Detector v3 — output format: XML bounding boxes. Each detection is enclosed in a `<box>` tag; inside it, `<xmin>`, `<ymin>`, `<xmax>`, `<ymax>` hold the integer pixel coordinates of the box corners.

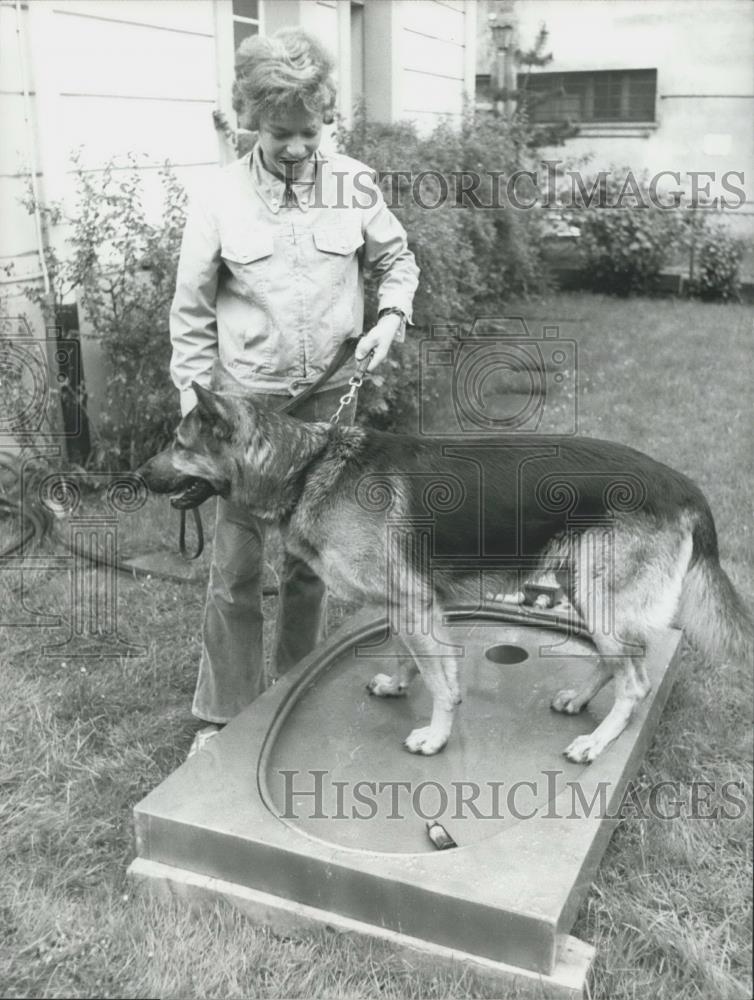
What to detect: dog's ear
<box><xmin>192</xmin><ymin>382</ymin><xmax>233</xmax><ymax>438</ymax></box>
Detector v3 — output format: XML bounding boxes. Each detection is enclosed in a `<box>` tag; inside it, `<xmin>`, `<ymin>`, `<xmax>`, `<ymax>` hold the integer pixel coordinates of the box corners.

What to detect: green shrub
<box><xmin>339</xmin><ymin>107</ymin><xmax>549</xmax><ymax>321</ymax></box>
<box><xmin>689</xmin><ymin>225</ymin><xmax>745</xmax><ymax>302</ymax></box>
<box><xmin>338</xmin><ymin>106</ymin><xmax>549</xmax><ymax>430</ymax></box>
<box><xmin>23</xmin><ymin>153</ymin><xmax>186</xmax><ymax>470</ymax></box>
<box><xmin>569</xmin><ymin>171</ymin><xmax>685</xmax><ymax>296</ymax></box>
<box><xmin>579</xmin><ymin>209</ymin><xmax>672</xmax><ymax>295</ymax></box>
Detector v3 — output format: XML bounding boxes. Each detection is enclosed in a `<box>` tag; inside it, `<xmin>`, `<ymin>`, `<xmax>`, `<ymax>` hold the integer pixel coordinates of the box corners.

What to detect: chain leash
<box><xmin>329</xmin><ymin>349</ymin><xmax>375</xmax><ymax>424</ymax></box>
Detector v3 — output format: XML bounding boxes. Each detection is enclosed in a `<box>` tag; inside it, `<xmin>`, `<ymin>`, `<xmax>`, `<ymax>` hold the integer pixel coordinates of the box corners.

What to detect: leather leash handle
<box><xmin>179</xmin><ymin>507</ymin><xmax>204</xmax><ymax>560</ymax></box>
<box><xmin>277</xmin><ymin>337</ymin><xmax>359</xmax><ymax>415</ymax></box>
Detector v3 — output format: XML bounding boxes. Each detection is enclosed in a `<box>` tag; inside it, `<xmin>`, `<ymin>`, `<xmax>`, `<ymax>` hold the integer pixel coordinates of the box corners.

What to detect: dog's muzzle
<box><xmin>169</xmin><ymin>477</ymin><xmax>217</xmax><ymax>509</ymax></box>
<box><xmin>136</xmin><ymin>450</ymin><xmax>219</xmax><ymax>510</ymax></box>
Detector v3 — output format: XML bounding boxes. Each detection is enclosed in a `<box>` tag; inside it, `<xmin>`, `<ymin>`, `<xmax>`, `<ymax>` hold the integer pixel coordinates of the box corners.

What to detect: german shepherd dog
<box><xmin>138</xmin><ymin>364</ymin><xmax>752</xmax><ymax>762</ymax></box>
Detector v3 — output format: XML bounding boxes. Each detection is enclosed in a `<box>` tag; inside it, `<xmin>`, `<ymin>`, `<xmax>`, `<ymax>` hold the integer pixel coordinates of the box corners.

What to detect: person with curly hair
<box><xmin>169</xmin><ymin>28</ymin><xmax>419</xmax><ymax>745</ymax></box>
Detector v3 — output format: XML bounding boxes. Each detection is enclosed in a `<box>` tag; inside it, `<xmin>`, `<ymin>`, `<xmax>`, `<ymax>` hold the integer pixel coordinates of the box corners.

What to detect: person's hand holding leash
<box><xmin>356</xmin><ymin>309</ymin><xmax>406</xmax><ymax>371</ymax></box>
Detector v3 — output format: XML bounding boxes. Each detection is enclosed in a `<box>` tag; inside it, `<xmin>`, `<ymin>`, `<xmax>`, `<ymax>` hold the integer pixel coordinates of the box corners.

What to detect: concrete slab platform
<box><xmin>130</xmin><ymin>606</ymin><xmax>683</xmax><ymax>991</ymax></box>
<box><xmin>129</xmin><ymin>856</ymin><xmax>595</xmax><ymax>999</ymax></box>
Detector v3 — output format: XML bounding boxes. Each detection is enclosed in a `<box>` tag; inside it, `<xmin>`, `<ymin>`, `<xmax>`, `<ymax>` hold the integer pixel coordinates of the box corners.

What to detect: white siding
<box><xmin>0</xmin><ymin>0</ymin><xmax>223</xmax><ymax>298</ymax></box>
<box><xmin>57</xmin><ymin>0</ymin><xmax>216</xmax><ymax>34</ymax></box>
<box><xmin>56</xmin><ymin>14</ymin><xmax>216</xmax><ymax>101</ymax></box>
<box><xmin>0</xmin><ymin>2</ymin><xmax>39</xmax><ymax>268</ymax></box>
<box><xmin>402</xmin><ymin>69</ymin><xmax>466</xmax><ymax>116</ymax></box>
<box><xmin>60</xmin><ymin>99</ymin><xmax>219</xmax><ymax>172</ymax></box>
<box><xmin>0</xmin><ymin>1</ymin><xmax>28</xmax><ymax>90</ymax></box>
<box><xmin>0</xmin><ymin>178</ymin><xmax>41</xmax><ymax>262</ymax></box>
<box><xmin>402</xmin><ymin>30</ymin><xmax>466</xmax><ymax>80</ymax></box>
<box><xmin>300</xmin><ymin>0</ymin><xmax>338</xmax><ymax>39</ymax></box>
<box><xmin>0</xmin><ymin>93</ymin><xmax>43</xmax><ymax>178</ymax></box>
<box><xmin>401</xmin><ymin>0</ymin><xmax>466</xmax><ymax>45</ymax></box>
<box><xmin>397</xmin><ymin>0</ymin><xmax>474</xmax><ymax>128</ymax></box>
<box><xmin>52</xmin><ymin>4</ymin><xmax>219</xmax><ymax>181</ymax></box>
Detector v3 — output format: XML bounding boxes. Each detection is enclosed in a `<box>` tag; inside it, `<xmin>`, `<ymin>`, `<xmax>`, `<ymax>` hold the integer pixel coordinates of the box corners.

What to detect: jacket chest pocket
<box><xmin>312</xmin><ymin>227</ymin><xmax>364</xmax><ymax>286</ymax></box>
<box><xmin>221</xmin><ymin>233</ymin><xmax>274</xmax><ymax>299</ymax></box>
<box><xmin>312</xmin><ymin>227</ymin><xmax>364</xmax><ymax>256</ymax></box>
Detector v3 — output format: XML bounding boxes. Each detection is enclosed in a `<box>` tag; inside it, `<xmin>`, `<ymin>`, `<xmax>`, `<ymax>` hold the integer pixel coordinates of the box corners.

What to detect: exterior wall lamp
<box><xmin>488</xmin><ymin>11</ymin><xmax>515</xmax><ymax>116</ymax></box>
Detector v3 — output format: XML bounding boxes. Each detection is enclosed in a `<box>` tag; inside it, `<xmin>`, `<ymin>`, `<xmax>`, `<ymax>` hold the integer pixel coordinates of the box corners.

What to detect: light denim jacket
<box><xmin>169</xmin><ymin>145</ymin><xmax>420</xmax><ymax>415</ymax></box>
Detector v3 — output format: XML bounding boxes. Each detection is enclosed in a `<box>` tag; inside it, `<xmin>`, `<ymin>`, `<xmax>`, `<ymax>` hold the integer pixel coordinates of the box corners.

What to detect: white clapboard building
<box><xmin>0</xmin><ymin>0</ymin><xmax>477</xmax><ymax>429</ymax></box>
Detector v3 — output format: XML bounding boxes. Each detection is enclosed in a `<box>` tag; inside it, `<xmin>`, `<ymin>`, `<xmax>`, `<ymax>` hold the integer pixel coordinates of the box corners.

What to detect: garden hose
<box><xmin>0</xmin><ymin>486</ymin><xmax>280</xmax><ymax>593</ymax></box>
<box><xmin>0</xmin><ymin>494</ymin><xmax>45</xmax><ymax>559</ymax></box>
<box><xmin>0</xmin><ymin>490</ymin><xmax>579</xmax><ymax>619</ymax></box>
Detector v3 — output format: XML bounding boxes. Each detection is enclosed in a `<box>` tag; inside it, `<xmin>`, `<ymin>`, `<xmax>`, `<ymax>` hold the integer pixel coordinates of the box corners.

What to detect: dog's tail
<box><xmin>677</xmin><ymin>541</ymin><xmax>754</xmax><ymax>664</ymax></box>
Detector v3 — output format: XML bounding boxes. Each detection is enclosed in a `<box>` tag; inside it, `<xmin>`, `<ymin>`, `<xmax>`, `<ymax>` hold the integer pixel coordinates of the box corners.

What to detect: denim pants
<box><xmin>192</xmin><ymin>386</ymin><xmax>355</xmax><ymax>723</ymax></box>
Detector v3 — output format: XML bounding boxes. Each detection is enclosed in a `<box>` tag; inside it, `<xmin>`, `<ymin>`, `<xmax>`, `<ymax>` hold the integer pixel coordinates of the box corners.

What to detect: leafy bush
<box><xmin>689</xmin><ymin>225</ymin><xmax>745</xmax><ymax>302</ymax></box>
<box><xmin>569</xmin><ymin>172</ymin><xmax>685</xmax><ymax>296</ymax></box>
<box><xmin>579</xmin><ymin>209</ymin><xmax>673</xmax><ymax>295</ymax></box>
<box><xmin>23</xmin><ymin>153</ymin><xmax>186</xmax><ymax>469</ymax></box>
<box><xmin>338</xmin><ymin>106</ymin><xmax>549</xmax><ymax>430</ymax></box>
<box><xmin>340</xmin><ymin>107</ymin><xmax>549</xmax><ymax>320</ymax></box>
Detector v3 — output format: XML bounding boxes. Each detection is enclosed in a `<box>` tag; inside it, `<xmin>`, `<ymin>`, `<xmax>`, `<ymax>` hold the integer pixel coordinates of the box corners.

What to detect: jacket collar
<box><xmin>249</xmin><ymin>143</ymin><xmax>326</xmax><ymax>214</ymax></box>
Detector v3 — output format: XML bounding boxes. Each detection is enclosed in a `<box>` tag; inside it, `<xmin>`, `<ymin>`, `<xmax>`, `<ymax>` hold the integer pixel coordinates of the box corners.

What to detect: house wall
<box><xmin>358</xmin><ymin>0</ymin><xmax>476</xmax><ymax>131</ymax></box>
<box><xmin>488</xmin><ymin>0</ymin><xmax>754</xmax><ymax>235</ymax></box>
<box><xmin>397</xmin><ymin>0</ymin><xmax>476</xmax><ymax>133</ymax></box>
<box><xmin>0</xmin><ymin>1</ymin><xmax>46</xmax><ymax>297</ymax></box>
<box><xmin>1</xmin><ymin>0</ymin><xmax>223</xmax><ymax>279</ymax></box>
<box><xmin>1</xmin><ymin>0</ymin><xmax>226</xmax><ymax>426</ymax></box>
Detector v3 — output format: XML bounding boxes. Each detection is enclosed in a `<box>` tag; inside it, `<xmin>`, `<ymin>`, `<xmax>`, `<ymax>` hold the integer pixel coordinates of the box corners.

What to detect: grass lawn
<box><xmin>1</xmin><ymin>293</ymin><xmax>751</xmax><ymax>999</ymax></box>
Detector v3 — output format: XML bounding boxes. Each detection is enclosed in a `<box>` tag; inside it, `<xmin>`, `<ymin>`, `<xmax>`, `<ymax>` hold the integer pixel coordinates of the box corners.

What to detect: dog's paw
<box><xmin>563</xmin><ymin>733</ymin><xmax>603</xmax><ymax>764</ymax></box>
<box><xmin>404</xmin><ymin>726</ymin><xmax>448</xmax><ymax>755</ymax></box>
<box><xmin>551</xmin><ymin>688</ymin><xmax>584</xmax><ymax>714</ymax></box>
<box><xmin>366</xmin><ymin>673</ymin><xmax>407</xmax><ymax>697</ymax></box>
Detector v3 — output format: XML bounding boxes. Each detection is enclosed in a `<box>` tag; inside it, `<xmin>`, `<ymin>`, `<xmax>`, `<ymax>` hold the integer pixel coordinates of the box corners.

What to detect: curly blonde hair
<box><xmin>232</xmin><ymin>28</ymin><xmax>336</xmax><ymax>130</ymax></box>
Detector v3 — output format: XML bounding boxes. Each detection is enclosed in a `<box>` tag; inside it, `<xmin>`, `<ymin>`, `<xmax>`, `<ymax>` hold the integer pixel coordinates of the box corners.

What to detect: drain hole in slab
<box><xmin>485</xmin><ymin>643</ymin><xmax>529</xmax><ymax>665</ymax></box>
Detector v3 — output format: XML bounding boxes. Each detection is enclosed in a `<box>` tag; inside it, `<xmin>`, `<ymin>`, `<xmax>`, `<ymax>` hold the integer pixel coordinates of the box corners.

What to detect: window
<box><xmin>519</xmin><ymin>70</ymin><xmax>657</xmax><ymax>123</ymax></box>
<box><xmin>233</xmin><ymin>0</ymin><xmax>260</xmax><ymax>52</ymax></box>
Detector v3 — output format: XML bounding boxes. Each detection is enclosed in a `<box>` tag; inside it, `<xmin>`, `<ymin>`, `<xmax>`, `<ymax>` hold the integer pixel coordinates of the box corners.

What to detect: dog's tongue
<box><xmin>169</xmin><ymin>478</ymin><xmax>216</xmax><ymax>509</ymax></box>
